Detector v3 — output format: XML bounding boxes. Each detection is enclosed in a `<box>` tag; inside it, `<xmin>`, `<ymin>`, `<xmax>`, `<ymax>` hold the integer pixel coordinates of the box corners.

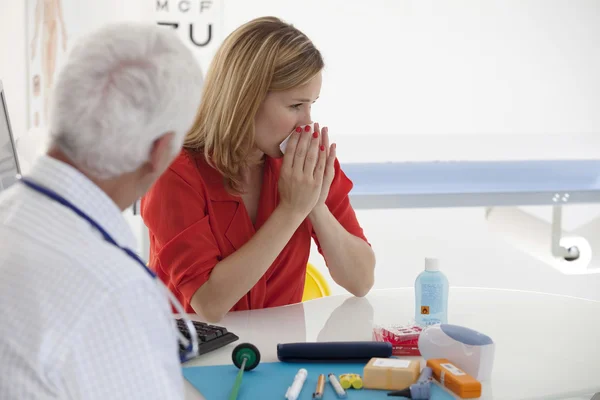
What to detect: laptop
<box><xmin>0</xmin><ymin>80</ymin><xmax>21</xmax><ymax>193</ymax></box>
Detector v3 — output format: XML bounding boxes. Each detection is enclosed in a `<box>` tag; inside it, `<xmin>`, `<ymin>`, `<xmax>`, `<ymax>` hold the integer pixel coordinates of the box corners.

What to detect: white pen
<box><xmin>285</xmin><ymin>368</ymin><xmax>308</xmax><ymax>400</ymax></box>
<box><xmin>328</xmin><ymin>373</ymin><xmax>347</xmax><ymax>398</ymax></box>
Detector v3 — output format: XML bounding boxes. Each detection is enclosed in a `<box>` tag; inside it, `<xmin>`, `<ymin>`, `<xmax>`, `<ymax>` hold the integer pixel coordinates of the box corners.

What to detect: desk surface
<box><xmin>182</xmin><ymin>287</ymin><xmax>600</xmax><ymax>400</ymax></box>
<box><xmin>341</xmin><ymin>160</ymin><xmax>600</xmax><ymax>208</ymax></box>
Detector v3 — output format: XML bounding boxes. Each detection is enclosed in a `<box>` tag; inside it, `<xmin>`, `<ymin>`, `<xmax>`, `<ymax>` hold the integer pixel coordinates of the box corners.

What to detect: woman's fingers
<box><xmin>315</xmin><ymin>137</ymin><xmax>327</xmax><ymax>182</ymax></box>
<box><xmin>303</xmin><ymin>124</ymin><xmax>321</xmax><ymax>177</ymax></box>
<box><xmin>326</xmin><ymin>142</ymin><xmax>336</xmax><ymax>177</ymax></box>
<box><xmin>321</xmin><ymin>127</ymin><xmax>330</xmax><ymax>158</ymax></box>
<box><xmin>285</xmin><ymin>123</ymin><xmax>330</xmax><ymax>183</ymax></box>
<box><xmin>282</xmin><ymin>128</ymin><xmax>301</xmax><ymax>171</ymax></box>
<box><xmin>293</xmin><ymin>125</ymin><xmax>313</xmax><ymax>178</ymax></box>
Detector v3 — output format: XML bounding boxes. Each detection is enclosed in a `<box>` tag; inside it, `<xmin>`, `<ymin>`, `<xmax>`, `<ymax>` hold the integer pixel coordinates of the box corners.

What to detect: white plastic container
<box><xmin>418</xmin><ymin>324</ymin><xmax>495</xmax><ymax>382</ymax></box>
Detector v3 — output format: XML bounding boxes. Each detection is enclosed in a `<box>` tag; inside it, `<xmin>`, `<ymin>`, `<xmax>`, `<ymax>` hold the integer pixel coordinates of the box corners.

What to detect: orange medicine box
<box><xmin>363</xmin><ymin>358</ymin><xmax>420</xmax><ymax>390</ymax></box>
<box><xmin>426</xmin><ymin>358</ymin><xmax>482</xmax><ymax>399</ymax></box>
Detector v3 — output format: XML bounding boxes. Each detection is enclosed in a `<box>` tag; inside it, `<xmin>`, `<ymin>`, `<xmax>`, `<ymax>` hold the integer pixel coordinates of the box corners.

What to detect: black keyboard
<box><xmin>175</xmin><ymin>318</ymin><xmax>239</xmax><ymax>359</ymax></box>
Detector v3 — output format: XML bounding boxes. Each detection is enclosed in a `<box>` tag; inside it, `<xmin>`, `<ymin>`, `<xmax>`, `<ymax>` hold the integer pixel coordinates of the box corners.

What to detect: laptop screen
<box><xmin>0</xmin><ymin>81</ymin><xmax>21</xmax><ymax>193</ymax></box>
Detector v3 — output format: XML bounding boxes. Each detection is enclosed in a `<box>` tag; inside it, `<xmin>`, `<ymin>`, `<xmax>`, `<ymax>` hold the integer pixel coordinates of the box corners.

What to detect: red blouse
<box><xmin>140</xmin><ymin>150</ymin><xmax>369</xmax><ymax>313</ymax></box>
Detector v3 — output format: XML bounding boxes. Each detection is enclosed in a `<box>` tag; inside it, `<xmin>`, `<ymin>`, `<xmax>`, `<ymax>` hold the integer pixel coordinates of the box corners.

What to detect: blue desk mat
<box><xmin>183</xmin><ymin>361</ymin><xmax>456</xmax><ymax>399</ymax></box>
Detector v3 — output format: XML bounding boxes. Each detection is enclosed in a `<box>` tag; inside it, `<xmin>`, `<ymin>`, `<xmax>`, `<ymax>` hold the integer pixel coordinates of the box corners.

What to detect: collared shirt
<box><xmin>141</xmin><ymin>149</ymin><xmax>369</xmax><ymax>312</ymax></box>
<box><xmin>0</xmin><ymin>156</ymin><xmax>183</xmax><ymax>399</ymax></box>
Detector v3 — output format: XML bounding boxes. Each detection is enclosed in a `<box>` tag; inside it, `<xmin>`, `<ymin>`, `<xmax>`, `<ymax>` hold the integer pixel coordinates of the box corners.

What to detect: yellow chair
<box><xmin>302</xmin><ymin>263</ymin><xmax>331</xmax><ymax>301</ymax></box>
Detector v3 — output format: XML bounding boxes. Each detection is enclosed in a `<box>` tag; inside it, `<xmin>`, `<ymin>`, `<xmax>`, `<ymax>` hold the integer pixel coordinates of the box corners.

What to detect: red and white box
<box><xmin>372</xmin><ymin>324</ymin><xmax>423</xmax><ymax>356</ymax></box>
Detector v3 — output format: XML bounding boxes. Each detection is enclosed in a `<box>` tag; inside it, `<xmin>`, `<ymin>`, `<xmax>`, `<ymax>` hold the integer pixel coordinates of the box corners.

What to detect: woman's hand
<box><xmin>277</xmin><ymin>125</ymin><xmax>327</xmax><ymax>219</ymax></box>
<box><xmin>312</xmin><ymin>123</ymin><xmax>336</xmax><ymax>209</ymax></box>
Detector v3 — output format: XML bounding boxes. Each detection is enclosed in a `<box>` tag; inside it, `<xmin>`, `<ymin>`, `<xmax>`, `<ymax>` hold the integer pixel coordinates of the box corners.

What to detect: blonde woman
<box><xmin>141</xmin><ymin>16</ymin><xmax>375</xmax><ymax>322</ymax></box>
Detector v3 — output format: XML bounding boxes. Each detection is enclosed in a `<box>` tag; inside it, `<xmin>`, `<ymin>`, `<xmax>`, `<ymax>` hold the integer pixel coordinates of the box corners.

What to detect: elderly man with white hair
<box><xmin>0</xmin><ymin>22</ymin><xmax>203</xmax><ymax>399</ymax></box>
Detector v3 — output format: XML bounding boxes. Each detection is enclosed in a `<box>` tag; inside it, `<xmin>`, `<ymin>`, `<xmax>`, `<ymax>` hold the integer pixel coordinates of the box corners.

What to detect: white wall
<box><xmin>0</xmin><ymin>0</ymin><xmax>27</xmax><ymax>148</ymax></box>
<box><xmin>0</xmin><ymin>0</ymin><xmax>155</xmax><ymax>252</ymax></box>
<box><xmin>1</xmin><ymin>0</ymin><xmax>154</xmax><ymax>152</ymax></box>
<box><xmin>2</xmin><ymin>0</ymin><xmax>599</xmax><ymax>300</ymax></box>
<box><xmin>223</xmin><ymin>0</ymin><xmax>600</xmax><ymax>139</ymax></box>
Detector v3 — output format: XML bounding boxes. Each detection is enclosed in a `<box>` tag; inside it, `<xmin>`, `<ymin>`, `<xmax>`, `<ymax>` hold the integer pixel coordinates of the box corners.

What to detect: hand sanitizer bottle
<box><xmin>415</xmin><ymin>257</ymin><xmax>449</xmax><ymax>326</ymax></box>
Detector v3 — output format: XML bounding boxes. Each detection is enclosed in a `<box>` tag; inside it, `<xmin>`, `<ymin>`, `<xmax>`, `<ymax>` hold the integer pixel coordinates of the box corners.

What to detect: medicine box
<box><xmin>363</xmin><ymin>357</ymin><xmax>420</xmax><ymax>390</ymax></box>
<box><xmin>426</xmin><ymin>358</ymin><xmax>482</xmax><ymax>399</ymax></box>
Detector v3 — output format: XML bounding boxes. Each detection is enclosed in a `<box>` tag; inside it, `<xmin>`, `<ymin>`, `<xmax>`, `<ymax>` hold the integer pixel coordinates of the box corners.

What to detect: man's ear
<box><xmin>148</xmin><ymin>132</ymin><xmax>176</xmax><ymax>173</ymax></box>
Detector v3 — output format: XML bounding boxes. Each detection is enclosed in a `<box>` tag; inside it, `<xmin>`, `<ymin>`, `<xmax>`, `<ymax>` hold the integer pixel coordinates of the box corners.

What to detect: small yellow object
<box><xmin>339</xmin><ymin>373</ymin><xmax>363</xmax><ymax>390</ymax></box>
<box><xmin>363</xmin><ymin>358</ymin><xmax>420</xmax><ymax>391</ymax></box>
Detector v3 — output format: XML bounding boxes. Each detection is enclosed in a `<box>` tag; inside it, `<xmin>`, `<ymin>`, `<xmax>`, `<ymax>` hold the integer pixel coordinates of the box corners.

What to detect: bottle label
<box><xmin>421</xmin><ymin>283</ymin><xmax>443</xmax><ymax>315</ymax></box>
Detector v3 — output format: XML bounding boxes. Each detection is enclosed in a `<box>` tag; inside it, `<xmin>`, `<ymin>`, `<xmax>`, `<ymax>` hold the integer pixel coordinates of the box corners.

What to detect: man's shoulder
<box><xmin>77</xmin><ymin>239</ymin><xmax>159</xmax><ymax>292</ymax></box>
<box><xmin>0</xmin><ymin>230</ymin><xmax>158</xmax><ymax>307</ymax></box>
<box><xmin>0</xmin><ymin>215</ymin><xmax>157</xmax><ymax>306</ymax></box>
<box><xmin>0</xmin><ymin>237</ymin><xmax>166</xmax><ymax>358</ymax></box>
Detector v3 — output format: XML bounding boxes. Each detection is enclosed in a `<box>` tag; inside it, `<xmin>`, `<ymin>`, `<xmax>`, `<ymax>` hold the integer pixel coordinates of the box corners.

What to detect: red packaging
<box><xmin>372</xmin><ymin>324</ymin><xmax>423</xmax><ymax>356</ymax></box>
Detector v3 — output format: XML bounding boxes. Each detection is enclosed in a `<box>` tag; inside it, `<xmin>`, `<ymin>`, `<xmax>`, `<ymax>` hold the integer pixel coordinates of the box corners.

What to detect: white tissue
<box><xmin>279</xmin><ymin>123</ymin><xmax>316</xmax><ymax>154</ymax></box>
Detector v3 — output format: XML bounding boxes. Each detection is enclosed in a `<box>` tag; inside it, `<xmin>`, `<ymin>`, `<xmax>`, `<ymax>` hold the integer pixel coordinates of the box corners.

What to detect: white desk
<box><xmin>182</xmin><ymin>288</ymin><xmax>600</xmax><ymax>400</ymax></box>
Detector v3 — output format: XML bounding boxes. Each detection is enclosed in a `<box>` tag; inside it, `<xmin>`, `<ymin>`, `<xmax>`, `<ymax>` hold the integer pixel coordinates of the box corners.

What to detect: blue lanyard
<box><xmin>19</xmin><ymin>177</ymin><xmax>156</xmax><ymax>279</ymax></box>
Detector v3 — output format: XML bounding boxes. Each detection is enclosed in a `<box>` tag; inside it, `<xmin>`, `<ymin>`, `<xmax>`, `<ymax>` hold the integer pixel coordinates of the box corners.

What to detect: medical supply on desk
<box><xmin>328</xmin><ymin>373</ymin><xmax>348</xmax><ymax>398</ymax></box>
<box><xmin>426</xmin><ymin>358</ymin><xmax>481</xmax><ymax>399</ymax></box>
<box><xmin>286</xmin><ymin>368</ymin><xmax>308</xmax><ymax>400</ymax></box>
<box><xmin>339</xmin><ymin>373</ymin><xmax>363</xmax><ymax>389</ymax></box>
<box><xmin>313</xmin><ymin>374</ymin><xmax>326</xmax><ymax>399</ymax></box>
<box><xmin>183</xmin><ymin>361</ymin><xmax>457</xmax><ymax>399</ymax></box>
<box><xmin>363</xmin><ymin>357</ymin><xmax>420</xmax><ymax>390</ymax></box>
<box><xmin>277</xmin><ymin>341</ymin><xmax>392</xmax><ymax>362</ymax></box>
<box><xmin>372</xmin><ymin>324</ymin><xmax>422</xmax><ymax>356</ymax></box>
<box><xmin>387</xmin><ymin>367</ymin><xmax>433</xmax><ymax>398</ymax></box>
<box><xmin>228</xmin><ymin>343</ymin><xmax>261</xmax><ymax>400</ymax></box>
<box><xmin>418</xmin><ymin>324</ymin><xmax>495</xmax><ymax>381</ymax></box>
<box><xmin>415</xmin><ymin>257</ymin><xmax>449</xmax><ymax>326</ymax></box>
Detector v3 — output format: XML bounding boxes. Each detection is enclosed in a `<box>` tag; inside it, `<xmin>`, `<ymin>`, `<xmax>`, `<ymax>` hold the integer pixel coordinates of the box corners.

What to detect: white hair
<box><xmin>48</xmin><ymin>22</ymin><xmax>203</xmax><ymax>179</ymax></box>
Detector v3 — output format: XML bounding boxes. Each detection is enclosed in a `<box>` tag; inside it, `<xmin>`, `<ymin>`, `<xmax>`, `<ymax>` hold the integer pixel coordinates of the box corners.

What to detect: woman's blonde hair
<box><xmin>184</xmin><ymin>16</ymin><xmax>324</xmax><ymax>193</ymax></box>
